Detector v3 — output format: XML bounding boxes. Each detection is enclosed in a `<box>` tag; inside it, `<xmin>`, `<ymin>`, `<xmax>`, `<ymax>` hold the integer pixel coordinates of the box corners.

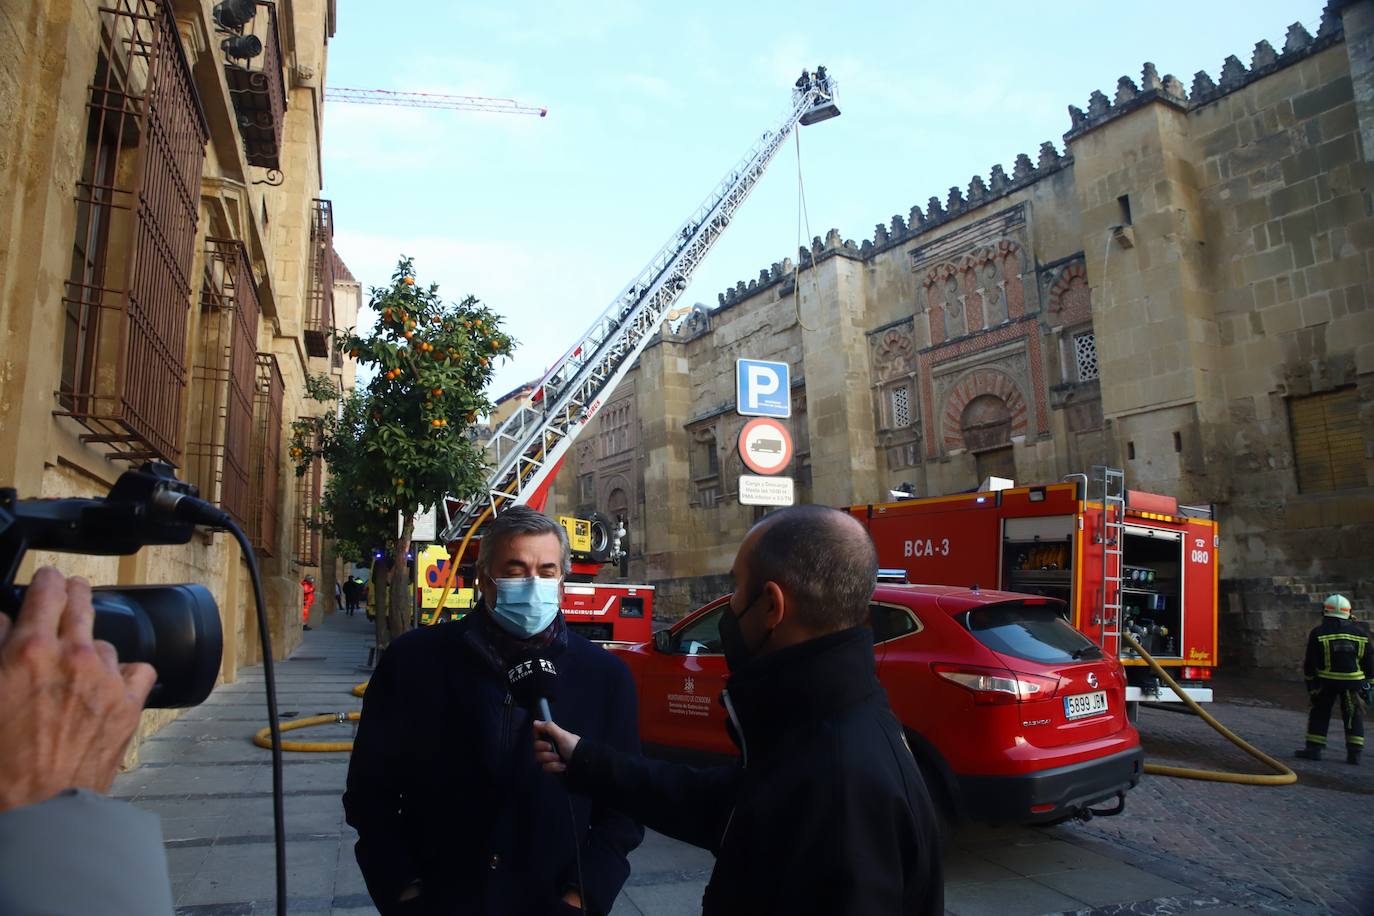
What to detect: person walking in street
<box><xmin>301</xmin><ymin>574</ymin><xmax>315</xmax><ymax>631</ymax></box>
<box><xmin>533</xmin><ymin>504</ymin><xmax>944</xmax><ymax>915</ymax></box>
<box><xmin>1295</xmin><ymin>594</ymin><xmax>1373</xmax><ymax>765</ymax></box>
<box><xmin>344</xmin><ymin>506</ymin><xmax>642</xmax><ymax>916</ymax></box>
<box><xmin>334</xmin><ymin>579</ymin><xmax>344</xmax><ymax>613</ymax></box>
<box><xmin>342</xmin><ymin>576</ymin><xmax>359</xmax><ymax>616</ymax></box>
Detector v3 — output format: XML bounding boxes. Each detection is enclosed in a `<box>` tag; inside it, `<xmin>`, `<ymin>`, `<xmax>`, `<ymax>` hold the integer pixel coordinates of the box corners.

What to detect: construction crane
<box><xmin>326</xmin><ymin>87</ymin><xmax>548</xmax><ymax>117</ymax></box>
<box><xmin>438</xmin><ymin>68</ymin><xmax>841</xmax><ymax>559</ymax></box>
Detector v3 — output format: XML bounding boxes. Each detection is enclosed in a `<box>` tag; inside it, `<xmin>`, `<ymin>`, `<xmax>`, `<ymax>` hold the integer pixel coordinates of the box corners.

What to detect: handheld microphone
<box><xmin>507</xmin><ymin>654</ymin><xmax>560</xmax><ymax>724</ymax></box>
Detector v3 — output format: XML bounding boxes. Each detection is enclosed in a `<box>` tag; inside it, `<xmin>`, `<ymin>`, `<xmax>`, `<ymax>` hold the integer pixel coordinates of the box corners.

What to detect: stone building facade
<box><xmin>550</xmin><ymin>2</ymin><xmax>1374</xmax><ymax>670</ymax></box>
<box><xmin>0</xmin><ymin>0</ymin><xmax>357</xmax><ymax>745</ymax></box>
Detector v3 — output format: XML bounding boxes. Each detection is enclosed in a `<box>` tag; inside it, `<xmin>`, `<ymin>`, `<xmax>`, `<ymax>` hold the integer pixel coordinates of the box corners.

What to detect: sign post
<box><xmin>736</xmin><ymin>359</ymin><xmax>791</xmax><ymax>418</ymax></box>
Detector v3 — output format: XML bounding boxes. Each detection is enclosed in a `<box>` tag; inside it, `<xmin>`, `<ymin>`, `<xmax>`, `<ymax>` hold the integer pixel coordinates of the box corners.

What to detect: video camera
<box><xmin>0</xmin><ymin>462</ymin><xmax>225</xmax><ymax>708</ymax></box>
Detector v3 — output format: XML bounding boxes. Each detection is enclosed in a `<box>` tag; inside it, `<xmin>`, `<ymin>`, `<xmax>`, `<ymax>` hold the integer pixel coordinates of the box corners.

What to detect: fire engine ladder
<box><xmin>1095</xmin><ymin>465</ymin><xmax>1126</xmax><ymax>650</ymax></box>
<box><xmin>438</xmin><ymin>73</ymin><xmax>842</xmax><ymax>548</ymax></box>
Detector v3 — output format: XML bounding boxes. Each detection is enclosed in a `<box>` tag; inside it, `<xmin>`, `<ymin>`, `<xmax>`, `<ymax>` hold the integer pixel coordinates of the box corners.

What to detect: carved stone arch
<box><xmin>941</xmin><ymin>367</ymin><xmax>1029</xmax><ymax>451</ymax></box>
<box><xmin>600</xmin><ymin>473</ymin><xmax>633</xmax><ymax>522</ymax></box>
<box><xmin>872</xmin><ymin>326</ymin><xmax>915</xmax><ymax>381</ymax></box>
<box><xmin>1048</xmin><ymin>260</ymin><xmax>1091</xmax><ymax>324</ymax></box>
<box><xmin>996</xmin><ymin>239</ymin><xmax>1028</xmax><ymax>319</ymax></box>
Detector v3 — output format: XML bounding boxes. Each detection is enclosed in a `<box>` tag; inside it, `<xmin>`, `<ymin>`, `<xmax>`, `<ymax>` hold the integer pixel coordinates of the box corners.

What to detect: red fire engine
<box><xmin>848</xmin><ymin>467</ymin><xmax>1218</xmax><ymax>712</ymax></box>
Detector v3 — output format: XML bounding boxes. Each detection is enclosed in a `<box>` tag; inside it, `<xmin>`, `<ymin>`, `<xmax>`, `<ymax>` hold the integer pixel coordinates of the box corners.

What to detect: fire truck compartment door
<box><xmin>1123</xmin><ymin>525</ymin><xmax>1181</xmax><ymax>541</ymax></box>
<box><xmin>1004</xmin><ymin>516</ymin><xmax>1073</xmax><ymax>541</ymax></box>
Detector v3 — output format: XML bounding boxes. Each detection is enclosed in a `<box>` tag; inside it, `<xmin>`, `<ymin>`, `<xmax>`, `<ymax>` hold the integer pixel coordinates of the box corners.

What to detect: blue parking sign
<box><xmin>736</xmin><ymin>359</ymin><xmax>790</xmax><ymax>418</ymax></box>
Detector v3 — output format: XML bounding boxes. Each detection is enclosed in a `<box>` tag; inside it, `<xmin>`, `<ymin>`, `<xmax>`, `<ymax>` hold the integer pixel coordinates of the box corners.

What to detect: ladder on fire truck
<box><xmin>438</xmin><ymin>70</ymin><xmax>841</xmax><ymax>550</ymax></box>
<box><xmin>1095</xmin><ymin>465</ymin><xmax>1127</xmax><ymax>652</ymax></box>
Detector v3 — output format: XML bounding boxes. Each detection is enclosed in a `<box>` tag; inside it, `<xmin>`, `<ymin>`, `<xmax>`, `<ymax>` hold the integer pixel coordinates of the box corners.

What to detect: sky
<box><xmin>322</xmin><ymin>0</ymin><xmax>1329</xmax><ymax>402</ymax></box>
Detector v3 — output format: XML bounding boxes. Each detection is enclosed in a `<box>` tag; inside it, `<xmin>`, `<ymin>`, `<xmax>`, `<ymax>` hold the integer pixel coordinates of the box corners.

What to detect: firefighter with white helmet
<box><xmin>1295</xmin><ymin>594</ymin><xmax>1373</xmax><ymax>765</ymax></box>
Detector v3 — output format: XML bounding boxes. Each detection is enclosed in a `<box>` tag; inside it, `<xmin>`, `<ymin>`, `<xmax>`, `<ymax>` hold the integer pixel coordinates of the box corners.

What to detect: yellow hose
<box><xmin>351</xmin><ymin>682</ymin><xmax>367</xmax><ymax>697</ymax></box>
<box><xmin>1123</xmin><ymin>632</ymin><xmax>1296</xmax><ymax>785</ymax></box>
<box><xmin>252</xmin><ymin>711</ymin><xmax>360</xmax><ymax>753</ymax></box>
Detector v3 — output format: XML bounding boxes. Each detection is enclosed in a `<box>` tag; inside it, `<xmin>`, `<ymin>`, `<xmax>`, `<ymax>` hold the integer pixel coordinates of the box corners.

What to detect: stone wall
<box><xmin>550</xmin><ymin>2</ymin><xmax>1374</xmax><ymax>670</ymax></box>
<box><xmin>0</xmin><ymin>0</ymin><xmax>351</xmax><ymax>760</ymax></box>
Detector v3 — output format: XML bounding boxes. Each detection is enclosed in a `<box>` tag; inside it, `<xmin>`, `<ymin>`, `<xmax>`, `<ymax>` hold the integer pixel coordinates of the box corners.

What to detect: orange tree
<box><xmin>292</xmin><ymin>257</ymin><xmax>513</xmax><ymax>646</ymax></box>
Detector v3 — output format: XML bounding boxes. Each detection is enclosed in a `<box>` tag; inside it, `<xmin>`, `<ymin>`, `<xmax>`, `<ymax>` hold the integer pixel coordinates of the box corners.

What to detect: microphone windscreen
<box><xmin>506</xmin><ymin>654</ymin><xmax>560</xmax><ymax>711</ymax></box>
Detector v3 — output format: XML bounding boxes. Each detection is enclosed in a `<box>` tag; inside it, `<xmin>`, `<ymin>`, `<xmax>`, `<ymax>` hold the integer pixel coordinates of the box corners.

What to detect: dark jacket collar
<box><xmin>724</xmin><ymin>625</ymin><xmax>879</xmax><ymax>757</ymax></box>
<box><xmin>457</xmin><ymin>608</ymin><xmax>569</xmax><ymax>677</ymax></box>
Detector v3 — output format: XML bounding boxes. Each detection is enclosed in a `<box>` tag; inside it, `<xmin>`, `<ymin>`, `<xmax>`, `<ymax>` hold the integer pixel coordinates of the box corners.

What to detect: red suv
<box><xmin>609</xmin><ymin>583</ymin><xmax>1142</xmax><ymax>825</ymax></box>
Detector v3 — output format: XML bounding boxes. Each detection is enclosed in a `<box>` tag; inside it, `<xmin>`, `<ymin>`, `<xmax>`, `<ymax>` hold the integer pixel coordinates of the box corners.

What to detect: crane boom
<box><xmin>326</xmin><ymin>87</ymin><xmax>548</xmax><ymax>117</ymax></box>
<box><xmin>440</xmin><ymin>70</ymin><xmax>840</xmax><ymax>546</ymax></box>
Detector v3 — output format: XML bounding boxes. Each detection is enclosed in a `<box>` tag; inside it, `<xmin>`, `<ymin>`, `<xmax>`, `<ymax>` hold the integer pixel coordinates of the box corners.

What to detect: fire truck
<box><xmin>431</xmin><ymin>70</ymin><xmax>843</xmax><ymax>642</ymax></box>
<box><xmin>848</xmin><ymin>467</ymin><xmax>1218</xmax><ymax>713</ymax></box>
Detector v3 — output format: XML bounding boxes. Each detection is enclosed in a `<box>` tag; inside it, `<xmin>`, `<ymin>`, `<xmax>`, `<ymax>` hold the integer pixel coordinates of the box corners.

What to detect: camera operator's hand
<box><xmin>0</xmin><ymin>567</ymin><xmax>156</xmax><ymax>812</ymax></box>
<box><xmin>532</xmin><ymin>720</ymin><xmax>580</xmax><ymax>774</ymax></box>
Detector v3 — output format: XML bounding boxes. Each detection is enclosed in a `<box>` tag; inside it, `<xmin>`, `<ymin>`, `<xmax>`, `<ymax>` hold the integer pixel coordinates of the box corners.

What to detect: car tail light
<box><xmin>1181</xmin><ymin>666</ymin><xmax>1212</xmax><ymax>681</ymax></box>
<box><xmin>933</xmin><ymin>664</ymin><xmax>1062</xmax><ymax>704</ymax></box>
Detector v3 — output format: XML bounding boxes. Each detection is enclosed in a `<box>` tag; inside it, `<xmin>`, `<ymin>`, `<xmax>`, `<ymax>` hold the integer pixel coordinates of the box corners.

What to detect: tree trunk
<box><xmin>371</xmin><ymin>558</ymin><xmax>389</xmax><ymax>651</ymax></box>
<box><xmin>388</xmin><ymin>515</ymin><xmax>414</xmax><ymax>642</ymax></box>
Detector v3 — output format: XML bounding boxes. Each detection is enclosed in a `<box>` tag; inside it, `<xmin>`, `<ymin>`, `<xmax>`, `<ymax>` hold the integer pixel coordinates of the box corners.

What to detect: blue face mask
<box><xmin>489</xmin><ymin>576</ymin><xmax>561</xmax><ymax>638</ymax></box>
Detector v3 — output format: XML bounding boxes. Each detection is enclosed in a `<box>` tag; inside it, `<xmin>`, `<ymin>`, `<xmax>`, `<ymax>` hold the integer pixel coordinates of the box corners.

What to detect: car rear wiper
<box><xmin>1071</xmin><ymin>645</ymin><xmax>1103</xmax><ymax>660</ymax></box>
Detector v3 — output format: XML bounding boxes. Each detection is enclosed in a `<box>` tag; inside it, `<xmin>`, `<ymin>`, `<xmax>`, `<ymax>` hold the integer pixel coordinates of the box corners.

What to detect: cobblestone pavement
<box><xmin>112</xmin><ymin>616</ymin><xmax>1374</xmax><ymax>915</ymax></box>
<box><xmin>1068</xmin><ymin>676</ymin><xmax>1374</xmax><ymax>915</ymax></box>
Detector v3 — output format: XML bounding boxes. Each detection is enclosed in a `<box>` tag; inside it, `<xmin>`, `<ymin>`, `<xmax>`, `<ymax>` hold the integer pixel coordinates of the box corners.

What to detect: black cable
<box><xmin>226</xmin><ymin>520</ymin><xmax>287</xmax><ymax>916</ymax></box>
<box><xmin>567</xmin><ymin>795</ymin><xmax>585</xmax><ymax>915</ymax></box>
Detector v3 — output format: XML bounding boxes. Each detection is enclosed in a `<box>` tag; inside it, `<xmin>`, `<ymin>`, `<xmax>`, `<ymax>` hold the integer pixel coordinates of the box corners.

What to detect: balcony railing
<box><xmin>56</xmin><ymin>0</ymin><xmax>209</xmax><ymax>463</ymax></box>
<box><xmin>250</xmin><ymin>353</ymin><xmax>284</xmax><ymax>555</ymax></box>
<box><xmin>303</xmin><ymin>199</ymin><xmax>335</xmax><ymax>358</ymax></box>
<box><xmin>223</xmin><ymin>1</ymin><xmax>287</xmax><ymax>173</ymax></box>
<box><xmin>186</xmin><ymin>238</ymin><xmax>260</xmax><ymax>529</ymax></box>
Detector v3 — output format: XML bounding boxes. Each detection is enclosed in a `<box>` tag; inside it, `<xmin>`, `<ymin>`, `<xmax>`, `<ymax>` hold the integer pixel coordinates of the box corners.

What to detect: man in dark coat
<box><xmin>535</xmin><ymin>505</ymin><xmax>943</xmax><ymax>915</ymax></box>
<box><xmin>1295</xmin><ymin>594</ymin><xmax>1373</xmax><ymax>765</ymax></box>
<box><xmin>344</xmin><ymin>507</ymin><xmax>643</xmax><ymax>915</ymax></box>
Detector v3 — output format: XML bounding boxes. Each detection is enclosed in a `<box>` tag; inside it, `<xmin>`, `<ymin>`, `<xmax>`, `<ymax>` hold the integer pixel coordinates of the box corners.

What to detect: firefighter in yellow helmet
<box><xmin>1295</xmin><ymin>595</ymin><xmax>1373</xmax><ymax>765</ymax></box>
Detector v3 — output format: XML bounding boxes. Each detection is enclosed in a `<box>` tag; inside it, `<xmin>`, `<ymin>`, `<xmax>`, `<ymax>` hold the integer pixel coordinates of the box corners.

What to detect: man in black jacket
<box><xmin>535</xmin><ymin>504</ymin><xmax>943</xmax><ymax>914</ymax></box>
<box><xmin>344</xmin><ymin>507</ymin><xmax>643</xmax><ymax>915</ymax></box>
<box><xmin>1295</xmin><ymin>594</ymin><xmax>1373</xmax><ymax>765</ymax></box>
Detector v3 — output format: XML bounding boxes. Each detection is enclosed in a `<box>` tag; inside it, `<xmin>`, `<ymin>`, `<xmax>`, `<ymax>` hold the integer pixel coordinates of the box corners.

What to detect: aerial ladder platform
<box><xmin>439</xmin><ymin>69</ymin><xmax>840</xmax><ymax>559</ymax></box>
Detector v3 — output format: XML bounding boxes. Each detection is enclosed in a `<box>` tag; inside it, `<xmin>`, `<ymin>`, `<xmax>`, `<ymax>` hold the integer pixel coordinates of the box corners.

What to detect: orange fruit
<box><xmin>431</xmin><ymin>419</ymin><xmax>441</xmax><ymax>428</ymax></box>
<box><xmin>403</xmin><ymin>277</ymin><xmax>415</xmax><ymax>286</ymax></box>
<box><xmin>432</xmin><ymin>388</ymin><xmax>443</xmax><ymax>396</ymax></box>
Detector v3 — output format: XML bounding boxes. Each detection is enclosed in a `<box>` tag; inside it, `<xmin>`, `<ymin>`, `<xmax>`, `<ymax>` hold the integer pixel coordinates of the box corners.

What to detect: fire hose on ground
<box><xmin>253</xmin><ymin>635</ymin><xmax>1301</xmax><ymax>780</ymax></box>
<box><xmin>1121</xmin><ymin>631</ymin><xmax>1296</xmax><ymax>786</ymax></box>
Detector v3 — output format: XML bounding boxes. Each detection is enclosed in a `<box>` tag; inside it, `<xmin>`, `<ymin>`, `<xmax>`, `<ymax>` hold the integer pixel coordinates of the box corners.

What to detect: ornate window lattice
<box><xmin>890</xmin><ymin>384</ymin><xmax>911</xmax><ymax>428</ymax></box>
<box><xmin>1074</xmin><ymin>332</ymin><xmax>1099</xmax><ymax>382</ymax></box>
<box><xmin>57</xmin><ymin>0</ymin><xmax>209</xmax><ymax>462</ymax></box>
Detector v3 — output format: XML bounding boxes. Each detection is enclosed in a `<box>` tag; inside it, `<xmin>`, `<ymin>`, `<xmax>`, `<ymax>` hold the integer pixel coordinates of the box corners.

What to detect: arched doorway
<box><xmin>961</xmin><ymin>394</ymin><xmax>1016</xmax><ymax>483</ymax></box>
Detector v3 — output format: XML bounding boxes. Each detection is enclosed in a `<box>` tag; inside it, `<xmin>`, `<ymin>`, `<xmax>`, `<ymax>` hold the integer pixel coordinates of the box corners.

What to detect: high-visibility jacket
<box><xmin>1304</xmin><ymin>617</ymin><xmax>1373</xmax><ymax>684</ymax></box>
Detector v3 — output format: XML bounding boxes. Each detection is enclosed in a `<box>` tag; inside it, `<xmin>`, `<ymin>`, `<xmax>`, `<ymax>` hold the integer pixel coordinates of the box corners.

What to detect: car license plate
<box><xmin>1063</xmin><ymin>690</ymin><xmax>1108</xmax><ymax>720</ymax></box>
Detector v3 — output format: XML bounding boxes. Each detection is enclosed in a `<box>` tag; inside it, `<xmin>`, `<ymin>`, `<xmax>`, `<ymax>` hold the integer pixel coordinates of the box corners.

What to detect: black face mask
<box><xmin>719</xmin><ymin>588</ymin><xmax>773</xmax><ymax>672</ymax></box>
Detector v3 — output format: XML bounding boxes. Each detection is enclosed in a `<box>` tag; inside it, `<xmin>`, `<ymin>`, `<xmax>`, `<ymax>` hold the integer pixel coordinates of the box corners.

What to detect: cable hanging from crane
<box><xmin>326</xmin><ymin>86</ymin><xmax>548</xmax><ymax>117</ymax></box>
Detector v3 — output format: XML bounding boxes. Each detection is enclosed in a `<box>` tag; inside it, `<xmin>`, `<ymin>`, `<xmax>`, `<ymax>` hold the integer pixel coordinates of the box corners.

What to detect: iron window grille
<box><xmin>294</xmin><ymin>420</ymin><xmax>323</xmax><ymax>565</ymax></box>
<box><xmin>57</xmin><ymin>0</ymin><xmax>209</xmax><ymax>463</ymax></box>
<box><xmin>303</xmin><ymin>199</ymin><xmax>335</xmax><ymax>358</ymax></box>
<box><xmin>250</xmin><ymin>353</ymin><xmax>284</xmax><ymax>555</ymax></box>
<box><xmin>186</xmin><ymin>238</ymin><xmax>259</xmax><ymax>529</ymax></box>
<box><xmin>222</xmin><ymin>1</ymin><xmax>287</xmax><ymax>173</ymax></box>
